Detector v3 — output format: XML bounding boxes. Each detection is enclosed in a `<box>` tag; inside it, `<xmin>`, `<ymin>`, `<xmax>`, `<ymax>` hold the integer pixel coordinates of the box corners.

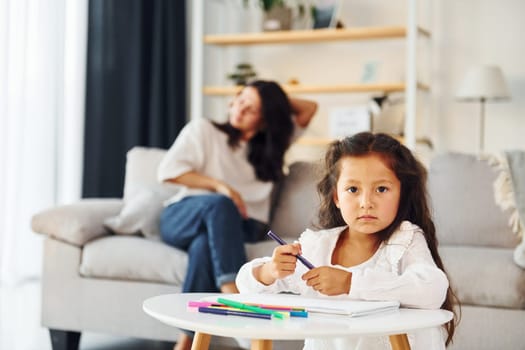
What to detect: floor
<box><xmin>0</xmin><ymin>280</ymin><xmax>233</xmax><ymax>350</ymax></box>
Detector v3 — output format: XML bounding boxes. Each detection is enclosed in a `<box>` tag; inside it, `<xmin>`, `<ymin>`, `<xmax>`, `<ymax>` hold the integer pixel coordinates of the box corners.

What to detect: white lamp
<box><xmin>456</xmin><ymin>65</ymin><xmax>510</xmax><ymax>152</ymax></box>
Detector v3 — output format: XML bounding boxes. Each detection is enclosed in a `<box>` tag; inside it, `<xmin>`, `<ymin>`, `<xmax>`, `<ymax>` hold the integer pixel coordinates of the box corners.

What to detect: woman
<box><xmin>157</xmin><ymin>80</ymin><xmax>317</xmax><ymax>350</ymax></box>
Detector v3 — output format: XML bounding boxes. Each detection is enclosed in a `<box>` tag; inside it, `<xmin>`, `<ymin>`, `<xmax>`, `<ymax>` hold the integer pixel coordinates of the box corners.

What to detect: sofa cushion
<box><xmin>245</xmin><ymin>239</ymin><xmax>293</xmax><ymax>260</ymax></box>
<box><xmin>440</xmin><ymin>245</ymin><xmax>525</xmax><ymax>309</ymax></box>
<box><xmin>122</xmin><ymin>146</ymin><xmax>168</xmax><ymax>199</ymax></box>
<box><xmin>80</xmin><ymin>236</ymin><xmax>292</xmax><ymax>285</ymax></box>
<box><xmin>31</xmin><ymin>199</ymin><xmax>123</xmax><ymax>246</ymax></box>
<box><xmin>270</xmin><ymin>161</ymin><xmax>321</xmax><ymax>239</ymax></box>
<box><xmin>104</xmin><ymin>147</ymin><xmax>179</xmax><ymax>240</ymax></box>
<box><xmin>428</xmin><ymin>152</ymin><xmax>519</xmax><ymax>248</ymax></box>
<box><xmin>104</xmin><ymin>187</ymin><xmax>171</xmax><ymax>241</ymax></box>
<box><xmin>80</xmin><ymin>235</ymin><xmax>188</xmax><ymax>285</ymax></box>
<box><xmin>106</xmin><ymin>148</ymin><xmax>322</xmax><ymax>241</ymax></box>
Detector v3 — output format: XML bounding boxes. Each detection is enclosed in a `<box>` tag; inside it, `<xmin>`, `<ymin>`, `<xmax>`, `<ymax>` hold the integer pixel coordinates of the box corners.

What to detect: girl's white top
<box><xmin>236</xmin><ymin>221</ymin><xmax>450</xmax><ymax>350</ymax></box>
<box><xmin>158</xmin><ymin>118</ymin><xmax>296</xmax><ymax>223</ymax></box>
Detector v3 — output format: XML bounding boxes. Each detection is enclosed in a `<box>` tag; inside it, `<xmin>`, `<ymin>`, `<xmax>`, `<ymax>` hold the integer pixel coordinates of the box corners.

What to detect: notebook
<box><xmin>202</xmin><ymin>293</ymin><xmax>400</xmax><ymax>317</ymax></box>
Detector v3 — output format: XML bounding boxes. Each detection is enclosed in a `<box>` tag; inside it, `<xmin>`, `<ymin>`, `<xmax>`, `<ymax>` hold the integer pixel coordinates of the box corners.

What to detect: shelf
<box><xmin>204</xmin><ymin>26</ymin><xmax>431</xmax><ymax>46</ymax></box>
<box><xmin>296</xmin><ymin>137</ymin><xmax>335</xmax><ymax>146</ymax></box>
<box><xmin>297</xmin><ymin>136</ymin><xmax>433</xmax><ymax>148</ymax></box>
<box><xmin>196</xmin><ymin>2</ymin><xmax>431</xmax><ymax>150</ymax></box>
<box><xmin>204</xmin><ymin>82</ymin><xmax>429</xmax><ymax>96</ymax></box>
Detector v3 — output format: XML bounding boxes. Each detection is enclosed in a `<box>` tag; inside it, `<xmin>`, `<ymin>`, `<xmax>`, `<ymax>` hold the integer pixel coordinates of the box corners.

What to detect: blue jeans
<box><xmin>160</xmin><ymin>194</ymin><xmax>267</xmax><ymax>293</ymax></box>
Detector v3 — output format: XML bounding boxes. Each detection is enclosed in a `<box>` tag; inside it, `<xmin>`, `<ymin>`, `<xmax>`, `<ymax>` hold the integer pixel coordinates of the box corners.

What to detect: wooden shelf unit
<box><xmin>202</xmin><ymin>27</ymin><xmax>430</xmax><ymax>98</ymax></box>
<box><xmin>204</xmin><ymin>27</ymin><xmax>430</xmax><ymax>46</ymax></box>
<box><xmin>193</xmin><ymin>0</ymin><xmax>432</xmax><ymax>149</ymax></box>
<box><xmin>297</xmin><ymin>135</ymin><xmax>433</xmax><ymax>148</ymax></box>
<box><xmin>204</xmin><ymin>82</ymin><xmax>429</xmax><ymax>96</ymax></box>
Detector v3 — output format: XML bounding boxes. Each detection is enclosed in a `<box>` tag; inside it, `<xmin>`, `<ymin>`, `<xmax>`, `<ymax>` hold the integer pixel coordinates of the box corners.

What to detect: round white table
<box><xmin>143</xmin><ymin>293</ymin><xmax>452</xmax><ymax>350</ymax></box>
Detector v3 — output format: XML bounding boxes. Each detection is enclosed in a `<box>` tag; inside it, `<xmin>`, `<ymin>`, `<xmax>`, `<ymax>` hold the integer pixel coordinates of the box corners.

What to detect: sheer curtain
<box><xmin>0</xmin><ymin>0</ymin><xmax>87</xmax><ymax>286</ymax></box>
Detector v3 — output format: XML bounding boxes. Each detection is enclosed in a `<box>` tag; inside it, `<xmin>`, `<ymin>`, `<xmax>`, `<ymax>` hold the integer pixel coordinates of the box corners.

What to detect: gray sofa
<box><xmin>31</xmin><ymin>147</ymin><xmax>317</xmax><ymax>350</ymax></box>
<box><xmin>32</xmin><ymin>148</ymin><xmax>525</xmax><ymax>350</ymax></box>
<box><xmin>428</xmin><ymin>153</ymin><xmax>525</xmax><ymax>350</ymax></box>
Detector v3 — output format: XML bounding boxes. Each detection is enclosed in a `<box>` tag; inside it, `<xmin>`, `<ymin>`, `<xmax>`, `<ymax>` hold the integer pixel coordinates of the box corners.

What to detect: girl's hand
<box><xmin>302</xmin><ymin>267</ymin><xmax>352</xmax><ymax>296</ymax></box>
<box><xmin>254</xmin><ymin>243</ymin><xmax>302</xmax><ymax>285</ymax></box>
<box><xmin>215</xmin><ymin>182</ymin><xmax>247</xmax><ymax>218</ymax></box>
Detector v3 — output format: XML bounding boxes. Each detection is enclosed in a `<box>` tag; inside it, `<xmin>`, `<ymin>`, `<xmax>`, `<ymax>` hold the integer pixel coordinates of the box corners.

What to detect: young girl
<box><xmin>236</xmin><ymin>132</ymin><xmax>458</xmax><ymax>350</ymax></box>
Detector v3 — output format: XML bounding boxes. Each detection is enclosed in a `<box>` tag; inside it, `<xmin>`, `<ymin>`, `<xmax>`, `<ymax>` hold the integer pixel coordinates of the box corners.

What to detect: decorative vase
<box><xmin>262</xmin><ymin>5</ymin><xmax>292</xmax><ymax>31</ymax></box>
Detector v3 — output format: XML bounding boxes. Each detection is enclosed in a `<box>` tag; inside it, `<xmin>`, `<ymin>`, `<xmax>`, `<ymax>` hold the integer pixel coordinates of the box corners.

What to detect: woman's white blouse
<box><xmin>236</xmin><ymin>221</ymin><xmax>449</xmax><ymax>350</ymax></box>
<box><xmin>157</xmin><ymin>118</ymin><xmax>273</xmax><ymax>223</ymax></box>
<box><xmin>157</xmin><ymin>118</ymin><xmax>303</xmax><ymax>223</ymax></box>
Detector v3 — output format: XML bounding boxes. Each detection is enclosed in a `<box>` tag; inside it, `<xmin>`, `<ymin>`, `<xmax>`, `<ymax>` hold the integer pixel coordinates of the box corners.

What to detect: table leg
<box><xmin>389</xmin><ymin>334</ymin><xmax>410</xmax><ymax>350</ymax></box>
<box><xmin>191</xmin><ymin>332</ymin><xmax>211</xmax><ymax>350</ymax></box>
<box><xmin>251</xmin><ymin>339</ymin><xmax>273</xmax><ymax>350</ymax></box>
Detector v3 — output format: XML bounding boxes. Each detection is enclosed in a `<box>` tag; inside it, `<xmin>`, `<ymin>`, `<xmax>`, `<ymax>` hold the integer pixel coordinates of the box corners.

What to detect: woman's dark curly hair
<box><xmin>213</xmin><ymin>80</ymin><xmax>294</xmax><ymax>182</ymax></box>
<box><xmin>317</xmin><ymin>132</ymin><xmax>459</xmax><ymax>345</ymax></box>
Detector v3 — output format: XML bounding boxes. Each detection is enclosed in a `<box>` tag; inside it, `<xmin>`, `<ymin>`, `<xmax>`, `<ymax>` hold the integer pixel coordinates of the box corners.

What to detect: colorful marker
<box><xmin>188</xmin><ymin>301</ymin><xmax>307</xmax><ymax>317</ymax></box>
<box><xmin>267</xmin><ymin>230</ymin><xmax>316</xmax><ymax>269</ymax></box>
<box><xmin>217</xmin><ymin>297</ymin><xmax>287</xmax><ymax>319</ymax></box>
<box><xmin>198</xmin><ymin>306</ymin><xmax>272</xmax><ymax>320</ymax></box>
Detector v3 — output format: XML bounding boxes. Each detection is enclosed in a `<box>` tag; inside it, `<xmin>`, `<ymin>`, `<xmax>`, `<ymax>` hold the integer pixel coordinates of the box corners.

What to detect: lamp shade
<box><xmin>456</xmin><ymin>65</ymin><xmax>510</xmax><ymax>101</ymax></box>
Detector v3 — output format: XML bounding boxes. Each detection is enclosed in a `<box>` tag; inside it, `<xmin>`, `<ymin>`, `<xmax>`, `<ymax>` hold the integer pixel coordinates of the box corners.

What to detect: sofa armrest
<box><xmin>31</xmin><ymin>199</ymin><xmax>124</xmax><ymax>246</ymax></box>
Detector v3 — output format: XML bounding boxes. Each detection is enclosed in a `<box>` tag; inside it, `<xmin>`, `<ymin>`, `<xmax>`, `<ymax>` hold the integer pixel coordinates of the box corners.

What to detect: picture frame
<box><xmin>329</xmin><ymin>106</ymin><xmax>371</xmax><ymax>138</ymax></box>
<box><xmin>312</xmin><ymin>0</ymin><xmax>342</xmax><ymax>29</ymax></box>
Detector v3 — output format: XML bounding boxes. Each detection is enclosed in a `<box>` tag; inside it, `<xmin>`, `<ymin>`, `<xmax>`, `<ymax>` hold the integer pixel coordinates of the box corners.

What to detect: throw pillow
<box><xmin>429</xmin><ymin>152</ymin><xmax>518</xmax><ymax>248</ymax></box>
<box><xmin>122</xmin><ymin>146</ymin><xmax>169</xmax><ymax>198</ymax></box>
<box><xmin>270</xmin><ymin>161</ymin><xmax>321</xmax><ymax>239</ymax></box>
<box><xmin>31</xmin><ymin>199</ymin><xmax>123</xmax><ymax>246</ymax></box>
<box><xmin>104</xmin><ymin>146</ymin><xmax>179</xmax><ymax>240</ymax></box>
<box><xmin>104</xmin><ymin>185</ymin><xmax>177</xmax><ymax>240</ymax></box>
<box><xmin>488</xmin><ymin>151</ymin><xmax>525</xmax><ymax>268</ymax></box>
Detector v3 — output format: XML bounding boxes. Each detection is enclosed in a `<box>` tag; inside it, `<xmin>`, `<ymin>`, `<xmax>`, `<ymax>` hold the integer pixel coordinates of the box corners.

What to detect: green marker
<box><xmin>217</xmin><ymin>298</ymin><xmax>286</xmax><ymax>319</ymax></box>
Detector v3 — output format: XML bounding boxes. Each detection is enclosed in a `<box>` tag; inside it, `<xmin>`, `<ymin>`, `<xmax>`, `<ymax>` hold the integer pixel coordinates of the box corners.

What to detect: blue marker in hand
<box><xmin>267</xmin><ymin>230</ymin><xmax>315</xmax><ymax>270</ymax></box>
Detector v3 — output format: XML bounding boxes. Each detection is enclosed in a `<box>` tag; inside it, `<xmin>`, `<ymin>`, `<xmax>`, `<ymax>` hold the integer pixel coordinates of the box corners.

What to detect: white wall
<box><xmin>196</xmin><ymin>0</ymin><xmax>524</xmax><ymax>160</ymax></box>
<box><xmin>431</xmin><ymin>0</ymin><xmax>525</xmax><ymax>154</ymax></box>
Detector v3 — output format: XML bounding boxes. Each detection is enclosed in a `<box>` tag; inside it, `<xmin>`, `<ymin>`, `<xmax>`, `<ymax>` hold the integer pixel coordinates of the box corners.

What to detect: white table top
<box><xmin>143</xmin><ymin>293</ymin><xmax>453</xmax><ymax>340</ymax></box>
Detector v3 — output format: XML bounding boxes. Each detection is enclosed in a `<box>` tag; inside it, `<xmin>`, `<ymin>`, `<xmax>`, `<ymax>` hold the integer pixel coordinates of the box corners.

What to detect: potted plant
<box><xmin>244</xmin><ymin>0</ymin><xmax>293</xmax><ymax>31</ymax></box>
<box><xmin>227</xmin><ymin>63</ymin><xmax>257</xmax><ymax>86</ymax></box>
<box><xmin>258</xmin><ymin>0</ymin><xmax>285</xmax><ymax>12</ymax></box>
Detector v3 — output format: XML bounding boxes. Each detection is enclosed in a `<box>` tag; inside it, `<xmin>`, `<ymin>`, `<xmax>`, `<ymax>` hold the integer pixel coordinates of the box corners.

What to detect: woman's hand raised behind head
<box><xmin>289</xmin><ymin>97</ymin><xmax>318</xmax><ymax>128</ymax></box>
